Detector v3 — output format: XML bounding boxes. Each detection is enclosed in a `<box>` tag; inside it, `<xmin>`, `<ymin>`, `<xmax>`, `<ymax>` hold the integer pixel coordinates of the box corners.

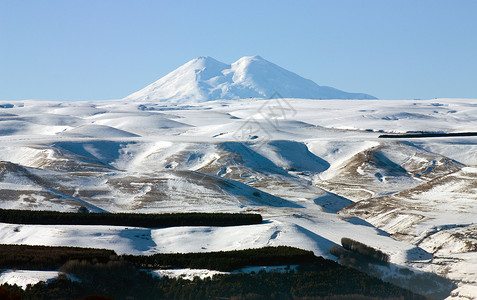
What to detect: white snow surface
<box><xmin>0</xmin><ymin>270</ymin><xmax>58</xmax><ymax>288</ymax></box>
<box><xmin>151</xmin><ymin>269</ymin><xmax>227</xmax><ymax>280</ymax></box>
<box><xmin>151</xmin><ymin>265</ymin><xmax>297</xmax><ymax>281</ymax></box>
<box><xmin>124</xmin><ymin>56</ymin><xmax>376</xmax><ymax>103</ymax></box>
<box><xmin>1</xmin><ymin>97</ymin><xmax>477</xmax><ymax>299</ymax></box>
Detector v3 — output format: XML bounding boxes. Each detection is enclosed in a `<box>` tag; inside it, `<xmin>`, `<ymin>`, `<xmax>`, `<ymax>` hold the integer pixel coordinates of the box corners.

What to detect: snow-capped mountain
<box><xmin>124</xmin><ymin>56</ymin><xmax>377</xmax><ymax>103</ymax></box>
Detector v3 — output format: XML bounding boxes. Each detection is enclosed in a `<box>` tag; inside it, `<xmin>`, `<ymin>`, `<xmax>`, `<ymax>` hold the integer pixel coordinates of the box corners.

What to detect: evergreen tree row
<box><xmin>0</xmin><ymin>208</ymin><xmax>262</xmax><ymax>228</ymax></box>
<box><xmin>0</xmin><ymin>244</ymin><xmax>429</xmax><ymax>299</ymax></box>
<box><xmin>0</xmin><ymin>261</ymin><xmax>427</xmax><ymax>300</ymax></box>
<box><xmin>0</xmin><ymin>244</ymin><xmax>116</xmax><ymax>270</ymax></box>
<box><xmin>0</xmin><ymin>245</ymin><xmax>314</xmax><ymax>272</ymax></box>
<box><xmin>340</xmin><ymin>238</ymin><xmax>389</xmax><ymax>265</ymax></box>
<box><xmin>123</xmin><ymin>246</ymin><xmax>317</xmax><ymax>271</ymax></box>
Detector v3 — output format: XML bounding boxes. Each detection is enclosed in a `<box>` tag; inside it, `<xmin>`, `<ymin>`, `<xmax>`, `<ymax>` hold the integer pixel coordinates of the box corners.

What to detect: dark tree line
<box><xmin>0</xmin><ymin>244</ymin><xmax>116</xmax><ymax>270</ymax></box>
<box><xmin>0</xmin><ymin>245</ymin><xmax>314</xmax><ymax>272</ymax></box>
<box><xmin>329</xmin><ymin>238</ymin><xmax>389</xmax><ymax>273</ymax></box>
<box><xmin>340</xmin><ymin>238</ymin><xmax>389</xmax><ymax>265</ymax></box>
<box><xmin>124</xmin><ymin>246</ymin><xmax>317</xmax><ymax>271</ymax></box>
<box><xmin>0</xmin><ymin>259</ymin><xmax>427</xmax><ymax>300</ymax></box>
<box><xmin>0</xmin><ymin>244</ymin><xmax>428</xmax><ymax>299</ymax></box>
<box><xmin>0</xmin><ymin>208</ymin><xmax>262</xmax><ymax>227</ymax></box>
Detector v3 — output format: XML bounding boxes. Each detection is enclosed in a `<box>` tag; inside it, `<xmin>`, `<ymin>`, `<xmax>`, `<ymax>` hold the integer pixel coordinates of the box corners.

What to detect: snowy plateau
<box><xmin>0</xmin><ymin>56</ymin><xmax>476</xmax><ymax>299</ymax></box>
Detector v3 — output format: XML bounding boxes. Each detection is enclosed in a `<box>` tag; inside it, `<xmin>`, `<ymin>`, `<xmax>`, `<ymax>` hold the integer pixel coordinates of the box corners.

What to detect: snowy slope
<box><xmin>1</xmin><ymin>97</ymin><xmax>477</xmax><ymax>299</ymax></box>
<box><xmin>124</xmin><ymin>56</ymin><xmax>377</xmax><ymax>103</ymax></box>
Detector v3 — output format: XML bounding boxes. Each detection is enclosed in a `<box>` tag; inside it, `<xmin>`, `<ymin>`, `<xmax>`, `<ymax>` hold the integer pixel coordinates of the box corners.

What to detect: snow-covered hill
<box><xmin>124</xmin><ymin>56</ymin><xmax>377</xmax><ymax>103</ymax></box>
<box><xmin>2</xmin><ymin>97</ymin><xmax>477</xmax><ymax>299</ymax></box>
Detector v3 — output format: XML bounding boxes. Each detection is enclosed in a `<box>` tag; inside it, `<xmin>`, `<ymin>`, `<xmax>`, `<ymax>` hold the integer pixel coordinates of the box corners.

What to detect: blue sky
<box><xmin>1</xmin><ymin>0</ymin><xmax>476</xmax><ymax>101</ymax></box>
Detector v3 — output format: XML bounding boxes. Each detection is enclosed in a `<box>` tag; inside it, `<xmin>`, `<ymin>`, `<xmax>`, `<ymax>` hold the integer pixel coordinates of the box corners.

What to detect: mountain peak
<box><xmin>232</xmin><ymin>55</ymin><xmax>273</xmax><ymax>70</ymax></box>
<box><xmin>124</xmin><ymin>56</ymin><xmax>376</xmax><ymax>103</ymax></box>
<box><xmin>235</xmin><ymin>55</ymin><xmax>265</xmax><ymax>62</ymax></box>
<box><xmin>190</xmin><ymin>56</ymin><xmax>224</xmax><ymax>65</ymax></box>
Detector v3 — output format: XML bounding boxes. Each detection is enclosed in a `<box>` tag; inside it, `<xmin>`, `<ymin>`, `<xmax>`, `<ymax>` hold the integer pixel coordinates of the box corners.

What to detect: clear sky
<box><xmin>1</xmin><ymin>0</ymin><xmax>476</xmax><ymax>101</ymax></box>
